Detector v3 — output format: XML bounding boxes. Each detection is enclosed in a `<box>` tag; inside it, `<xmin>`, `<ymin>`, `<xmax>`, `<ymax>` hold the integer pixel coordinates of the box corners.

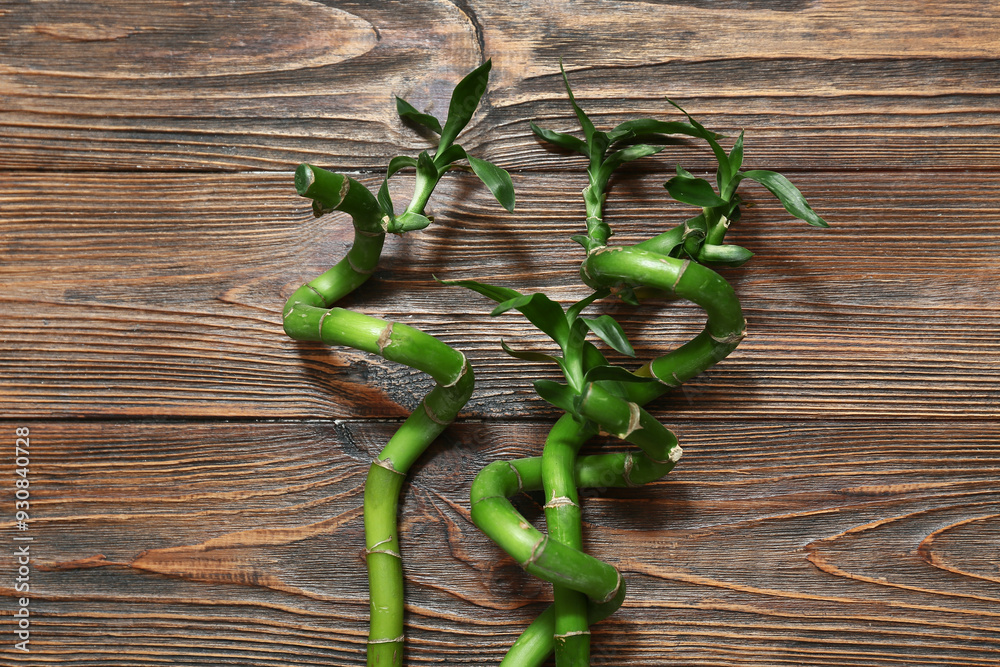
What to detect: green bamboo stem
<box><xmin>473</xmin><ymin>436</ymin><xmax>685</xmax><ymax>667</ymax></box>
<box><xmin>583</xmin><ymin>246</ymin><xmax>746</xmax><ymax>391</ymax></box>
<box><xmin>542</xmin><ymin>415</ymin><xmax>594</xmax><ymax>664</ymax></box>
<box><xmin>471</xmin><ymin>239</ymin><xmax>746</xmax><ymax>665</ymax></box>
<box><xmin>282</xmin><ymin>162</ymin><xmax>474</xmax><ymax>667</ymax></box>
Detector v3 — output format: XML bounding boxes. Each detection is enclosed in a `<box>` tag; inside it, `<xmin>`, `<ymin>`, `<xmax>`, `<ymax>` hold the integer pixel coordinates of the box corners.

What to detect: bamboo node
<box><xmin>423</xmin><ymin>400</ymin><xmax>449</xmax><ymax>426</ymax></box>
<box><xmin>365</xmin><ymin>548</ymin><xmax>402</xmax><ymax>559</ymax></box>
<box><xmin>372</xmin><ymin>457</ymin><xmax>403</xmax><ymax>475</ymax></box>
<box><xmin>508</xmin><ymin>461</ymin><xmax>524</xmax><ymax>492</ymax></box>
<box><xmin>521</xmin><ymin>534</ymin><xmax>548</xmax><ymax>569</ymax></box>
<box><xmin>591</xmin><ymin>245</ymin><xmax>623</xmax><ymax>255</ymax></box>
<box><xmin>711</xmin><ymin>328</ymin><xmax>747</xmax><ymax>345</ymax></box>
<box><xmin>543</xmin><ymin>495</ymin><xmax>578</xmax><ymax>509</ymax></box>
<box><xmin>368</xmin><ymin>635</ymin><xmax>405</xmax><ymax>644</ymax></box>
<box><xmin>338</xmin><ymin>175</ymin><xmax>350</xmax><ymax>202</ymax></box>
<box><xmin>554</xmin><ymin>630</ymin><xmax>591</xmax><ymax>639</ymax></box>
<box><xmin>347</xmin><ymin>253</ymin><xmax>376</xmax><ymax>276</ymax></box>
<box><xmin>442</xmin><ymin>354</ymin><xmax>470</xmax><ymax>388</ymax></box>
<box><xmin>598</xmin><ymin>571</ymin><xmax>623</xmax><ymax>604</ymax></box>
<box><xmin>671</xmin><ymin>259</ymin><xmax>691</xmax><ymax>293</ymax></box>
<box><xmin>304</xmin><ymin>283</ymin><xmax>328</xmax><ymax>306</ymax></box>
<box><xmin>377</xmin><ymin>322</ymin><xmax>394</xmax><ymax>355</ymax></box>
<box><xmin>622</xmin><ymin>452</ymin><xmax>637</xmax><ymax>487</ymax></box>
<box><xmin>617</xmin><ymin>401</ymin><xmax>643</xmax><ymax>440</ymax></box>
<box><xmin>317</xmin><ymin>309</ymin><xmax>333</xmax><ymax>339</ymax></box>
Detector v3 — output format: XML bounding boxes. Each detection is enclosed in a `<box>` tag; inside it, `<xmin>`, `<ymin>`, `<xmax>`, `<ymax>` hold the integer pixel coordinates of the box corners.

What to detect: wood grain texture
<box><xmin>1</xmin><ymin>170</ymin><xmax>998</xmax><ymax>420</ymax></box>
<box><xmin>2</xmin><ymin>1</ymin><xmax>999</xmax><ymax>665</ymax></box>
<box><xmin>2</xmin><ymin>1</ymin><xmax>1000</xmax><ymax>170</ymax></box>
<box><xmin>5</xmin><ymin>420</ymin><xmax>999</xmax><ymax>666</ymax></box>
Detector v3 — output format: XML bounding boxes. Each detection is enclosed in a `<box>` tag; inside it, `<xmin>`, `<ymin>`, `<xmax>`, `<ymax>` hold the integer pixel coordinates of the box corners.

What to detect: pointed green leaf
<box><xmin>468</xmin><ymin>155</ymin><xmax>516</xmax><ymax>212</ymax></box>
<box><xmin>434</xmin><ymin>143</ymin><xmax>468</xmax><ymax>168</ymax></box>
<box><xmin>581</xmin><ymin>341</ymin><xmax>610</xmax><ymax>373</ymax></box>
<box><xmin>395</xmin><ymin>96</ymin><xmax>442</xmax><ymax>134</ymax></box>
<box><xmin>560</xmin><ymin>61</ymin><xmax>596</xmax><ymax>145</ymax></box>
<box><xmin>438</xmin><ymin>278</ymin><xmax>523</xmax><ymax>304</ymax></box>
<box><xmin>387</xmin><ymin>155</ymin><xmax>418</xmax><ymax>178</ymax></box>
<box><xmin>500</xmin><ymin>339</ymin><xmax>562</xmax><ymax>365</ymax></box>
<box><xmin>667</xmin><ymin>99</ymin><xmax>731</xmax><ymax>191</ymax></box>
<box><xmin>439</xmin><ymin>59</ymin><xmax>492</xmax><ymax>150</ymax></box>
<box><xmin>493</xmin><ymin>292</ymin><xmax>570</xmax><ymax>347</ymax></box>
<box><xmin>533</xmin><ymin>380</ymin><xmax>577</xmax><ymax>414</ymax></box>
<box><xmin>607</xmin><ymin>119</ymin><xmax>706</xmax><ymax>144</ymax></box>
<box><xmin>665</xmin><ymin>170</ymin><xmax>728</xmax><ymax>208</ymax></box>
<box><xmin>416</xmin><ymin>150</ymin><xmax>439</xmax><ymax>182</ymax></box>
<box><xmin>729</xmin><ymin>131</ymin><xmax>745</xmax><ymax>177</ymax></box>
<box><xmin>740</xmin><ymin>170</ymin><xmax>828</xmax><ymax>227</ymax></box>
<box><xmin>376</xmin><ymin>178</ymin><xmax>393</xmax><ymax>218</ymax></box>
<box><xmin>616</xmin><ymin>284</ymin><xmax>640</xmax><ymax>306</ymax></box>
<box><xmin>584</xmin><ymin>314</ymin><xmax>636</xmax><ymax>357</ymax></box>
<box><xmin>566</xmin><ymin>289</ymin><xmax>609</xmax><ymax>323</ymax></box>
<box><xmin>583</xmin><ymin>365</ymin><xmax>656</xmax><ymax>385</ymax></box>
<box><xmin>597</xmin><ymin>144</ymin><xmax>665</xmax><ymax>187</ymax></box>
<box><xmin>531</xmin><ymin>123</ymin><xmax>588</xmax><ymax>154</ymax></box>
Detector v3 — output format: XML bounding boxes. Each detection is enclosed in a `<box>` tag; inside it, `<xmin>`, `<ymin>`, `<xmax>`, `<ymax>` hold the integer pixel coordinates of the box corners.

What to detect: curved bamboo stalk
<box><xmin>470</xmin><ymin>244</ymin><xmax>745</xmax><ymax>666</ymax></box>
<box><xmin>282</xmin><ymin>165</ymin><xmax>474</xmax><ymax>667</ymax></box>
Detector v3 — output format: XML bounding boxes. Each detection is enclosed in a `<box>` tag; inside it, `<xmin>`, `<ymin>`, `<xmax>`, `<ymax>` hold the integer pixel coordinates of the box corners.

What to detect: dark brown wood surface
<box><xmin>2</xmin><ymin>1</ymin><xmax>999</xmax><ymax>665</ymax></box>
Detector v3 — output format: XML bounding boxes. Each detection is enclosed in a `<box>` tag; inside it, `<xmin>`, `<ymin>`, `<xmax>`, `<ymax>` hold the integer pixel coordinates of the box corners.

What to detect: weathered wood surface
<box><xmin>3</xmin><ymin>171</ymin><xmax>999</xmax><ymax>421</ymax></box>
<box><xmin>11</xmin><ymin>421</ymin><xmax>1000</xmax><ymax>666</ymax></box>
<box><xmin>2</xmin><ymin>0</ymin><xmax>999</xmax><ymax>665</ymax></box>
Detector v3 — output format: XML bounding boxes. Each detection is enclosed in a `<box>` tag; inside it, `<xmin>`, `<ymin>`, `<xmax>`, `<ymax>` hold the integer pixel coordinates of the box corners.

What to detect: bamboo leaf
<box><xmin>439</xmin><ymin>59</ymin><xmax>492</xmax><ymax>150</ymax></box>
<box><xmin>434</xmin><ymin>144</ymin><xmax>468</xmax><ymax>167</ymax></box>
<box><xmin>376</xmin><ymin>178</ymin><xmax>393</xmax><ymax>218</ymax></box>
<box><xmin>665</xmin><ymin>169</ymin><xmax>728</xmax><ymax>208</ymax></box>
<box><xmin>387</xmin><ymin>155</ymin><xmax>418</xmax><ymax>178</ymax></box>
<box><xmin>597</xmin><ymin>144</ymin><xmax>664</xmax><ymax>186</ymax></box>
<box><xmin>468</xmin><ymin>155</ymin><xmax>516</xmax><ymax>212</ymax></box>
<box><xmin>566</xmin><ymin>290</ymin><xmax>609</xmax><ymax>323</ymax></box>
<box><xmin>740</xmin><ymin>170</ymin><xmax>829</xmax><ymax>227</ymax></box>
<box><xmin>729</xmin><ymin>131</ymin><xmax>745</xmax><ymax>178</ymax></box>
<box><xmin>438</xmin><ymin>278</ymin><xmax>523</xmax><ymax>304</ymax></box>
<box><xmin>493</xmin><ymin>292</ymin><xmax>570</xmax><ymax>347</ymax></box>
<box><xmin>531</xmin><ymin>123</ymin><xmax>588</xmax><ymax>154</ymax></box>
<box><xmin>583</xmin><ymin>365</ymin><xmax>656</xmax><ymax>384</ymax></box>
<box><xmin>395</xmin><ymin>96</ymin><xmax>442</xmax><ymax>134</ymax></box>
<box><xmin>581</xmin><ymin>341</ymin><xmax>609</xmax><ymax>373</ymax></box>
<box><xmin>667</xmin><ymin>100</ymin><xmax>732</xmax><ymax>191</ymax></box>
<box><xmin>606</xmin><ymin>119</ymin><xmax>705</xmax><ymax>143</ymax></box>
<box><xmin>560</xmin><ymin>61</ymin><xmax>596</xmax><ymax>145</ymax></box>
<box><xmin>533</xmin><ymin>380</ymin><xmax>578</xmax><ymax>414</ymax></box>
<box><xmin>416</xmin><ymin>150</ymin><xmax>439</xmax><ymax>182</ymax></box>
<box><xmin>584</xmin><ymin>315</ymin><xmax>636</xmax><ymax>357</ymax></box>
<box><xmin>500</xmin><ymin>340</ymin><xmax>561</xmax><ymax>366</ymax></box>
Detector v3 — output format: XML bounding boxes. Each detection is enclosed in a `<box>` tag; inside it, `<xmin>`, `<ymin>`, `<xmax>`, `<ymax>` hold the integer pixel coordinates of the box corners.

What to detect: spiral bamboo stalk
<box><xmin>463</xmin><ymin>63</ymin><xmax>823</xmax><ymax>666</ymax></box>
<box><xmin>281</xmin><ymin>59</ymin><xmax>513</xmax><ymax>667</ymax></box>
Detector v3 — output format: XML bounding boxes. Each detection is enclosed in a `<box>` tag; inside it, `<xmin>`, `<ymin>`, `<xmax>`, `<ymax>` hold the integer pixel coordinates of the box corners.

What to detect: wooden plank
<box><xmin>3</xmin><ymin>419</ymin><xmax>999</xmax><ymax>665</ymax></box>
<box><xmin>1</xmin><ymin>1</ymin><xmax>999</xmax><ymax>170</ymax></box>
<box><xmin>2</xmin><ymin>170</ymin><xmax>998</xmax><ymax>420</ymax></box>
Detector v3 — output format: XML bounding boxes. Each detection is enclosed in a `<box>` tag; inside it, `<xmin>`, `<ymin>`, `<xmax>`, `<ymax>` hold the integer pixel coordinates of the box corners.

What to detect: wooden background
<box><xmin>2</xmin><ymin>1</ymin><xmax>1000</xmax><ymax>665</ymax></box>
